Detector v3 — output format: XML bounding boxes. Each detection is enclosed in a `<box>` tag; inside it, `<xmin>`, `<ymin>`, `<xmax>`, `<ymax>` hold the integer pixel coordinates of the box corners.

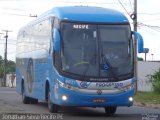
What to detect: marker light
<box><xmin>129</xmin><ymin>97</ymin><xmax>133</xmax><ymax>102</ymax></box>
<box><xmin>62</xmin><ymin>95</ymin><xmax>68</xmax><ymax>101</ymax></box>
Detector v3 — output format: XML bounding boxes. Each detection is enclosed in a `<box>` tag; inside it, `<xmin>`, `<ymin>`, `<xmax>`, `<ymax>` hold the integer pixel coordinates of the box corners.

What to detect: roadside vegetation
<box><xmin>152</xmin><ymin>68</ymin><xmax>160</xmax><ymax>94</ymax></box>
<box><xmin>134</xmin><ymin>91</ymin><xmax>160</xmax><ymax>105</ymax></box>
<box><xmin>0</xmin><ymin>55</ymin><xmax>15</xmax><ymax>78</ymax></box>
<box><xmin>135</xmin><ymin>68</ymin><xmax>160</xmax><ymax>105</ymax></box>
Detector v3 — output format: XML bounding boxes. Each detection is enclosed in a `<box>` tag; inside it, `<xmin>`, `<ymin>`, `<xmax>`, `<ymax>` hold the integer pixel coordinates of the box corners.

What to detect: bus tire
<box><xmin>30</xmin><ymin>98</ymin><xmax>38</xmax><ymax>104</ymax></box>
<box><xmin>22</xmin><ymin>83</ymin><xmax>30</xmax><ymax>104</ymax></box>
<box><xmin>47</xmin><ymin>89</ymin><xmax>59</xmax><ymax>113</ymax></box>
<box><xmin>104</xmin><ymin>106</ymin><xmax>117</xmax><ymax>116</ymax></box>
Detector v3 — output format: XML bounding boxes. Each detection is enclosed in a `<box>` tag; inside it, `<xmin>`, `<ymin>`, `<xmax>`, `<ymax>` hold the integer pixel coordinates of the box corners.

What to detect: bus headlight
<box><xmin>57</xmin><ymin>80</ymin><xmax>77</xmax><ymax>91</ymax></box>
<box><xmin>119</xmin><ymin>84</ymin><xmax>133</xmax><ymax>92</ymax></box>
<box><xmin>126</xmin><ymin>85</ymin><xmax>133</xmax><ymax>91</ymax></box>
<box><xmin>62</xmin><ymin>95</ymin><xmax>68</xmax><ymax>101</ymax></box>
<box><xmin>129</xmin><ymin>97</ymin><xmax>133</xmax><ymax>102</ymax></box>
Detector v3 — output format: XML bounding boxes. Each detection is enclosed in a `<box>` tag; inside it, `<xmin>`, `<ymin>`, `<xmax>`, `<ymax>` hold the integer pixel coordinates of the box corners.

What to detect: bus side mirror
<box><xmin>132</xmin><ymin>31</ymin><xmax>144</xmax><ymax>53</ymax></box>
<box><xmin>53</xmin><ymin>29</ymin><xmax>60</xmax><ymax>51</ymax></box>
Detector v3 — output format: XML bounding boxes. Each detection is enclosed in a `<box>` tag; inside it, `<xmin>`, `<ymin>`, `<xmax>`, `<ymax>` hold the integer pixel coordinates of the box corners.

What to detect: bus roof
<box><xmin>39</xmin><ymin>6</ymin><xmax>129</xmax><ymax>23</ymax></box>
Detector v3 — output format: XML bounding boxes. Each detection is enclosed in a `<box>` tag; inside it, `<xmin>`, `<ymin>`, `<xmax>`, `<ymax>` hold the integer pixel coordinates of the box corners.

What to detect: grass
<box><xmin>134</xmin><ymin>91</ymin><xmax>160</xmax><ymax>104</ymax></box>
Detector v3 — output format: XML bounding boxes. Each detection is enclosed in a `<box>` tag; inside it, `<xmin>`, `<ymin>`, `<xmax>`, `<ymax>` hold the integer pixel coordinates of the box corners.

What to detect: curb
<box><xmin>134</xmin><ymin>101</ymin><xmax>160</xmax><ymax>109</ymax></box>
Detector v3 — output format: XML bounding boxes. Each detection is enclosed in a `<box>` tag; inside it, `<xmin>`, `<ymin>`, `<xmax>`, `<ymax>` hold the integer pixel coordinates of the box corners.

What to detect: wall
<box><xmin>6</xmin><ymin>74</ymin><xmax>16</xmax><ymax>87</ymax></box>
<box><xmin>137</xmin><ymin>61</ymin><xmax>160</xmax><ymax>92</ymax></box>
<box><xmin>0</xmin><ymin>78</ymin><xmax>2</xmax><ymax>86</ymax></box>
<box><xmin>1</xmin><ymin>62</ymin><xmax>160</xmax><ymax>90</ymax></box>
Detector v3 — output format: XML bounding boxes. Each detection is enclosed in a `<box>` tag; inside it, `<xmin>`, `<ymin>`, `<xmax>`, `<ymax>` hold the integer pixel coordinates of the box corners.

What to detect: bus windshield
<box><xmin>60</xmin><ymin>22</ymin><xmax>133</xmax><ymax>81</ymax></box>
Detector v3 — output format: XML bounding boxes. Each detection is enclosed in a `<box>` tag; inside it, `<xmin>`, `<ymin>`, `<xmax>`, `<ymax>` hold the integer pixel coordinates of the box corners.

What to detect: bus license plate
<box><xmin>93</xmin><ymin>98</ymin><xmax>105</xmax><ymax>103</ymax></box>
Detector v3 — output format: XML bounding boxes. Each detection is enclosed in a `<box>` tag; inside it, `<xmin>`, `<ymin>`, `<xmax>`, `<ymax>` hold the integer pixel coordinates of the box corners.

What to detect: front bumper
<box><xmin>51</xmin><ymin>86</ymin><xmax>134</xmax><ymax>107</ymax></box>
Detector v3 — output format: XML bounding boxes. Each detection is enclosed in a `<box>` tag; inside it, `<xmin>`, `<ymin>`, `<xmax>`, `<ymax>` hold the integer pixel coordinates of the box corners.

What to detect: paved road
<box><xmin>0</xmin><ymin>87</ymin><xmax>159</xmax><ymax>120</ymax></box>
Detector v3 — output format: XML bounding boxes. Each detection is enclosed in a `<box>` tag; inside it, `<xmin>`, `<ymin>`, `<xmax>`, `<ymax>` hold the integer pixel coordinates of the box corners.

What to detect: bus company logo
<box><xmin>80</xmin><ymin>82</ymin><xmax>90</xmax><ymax>88</ymax></box>
<box><xmin>103</xmin><ymin>64</ymin><xmax>109</xmax><ymax>70</ymax></box>
<box><xmin>27</xmin><ymin>58</ymin><xmax>34</xmax><ymax>93</ymax></box>
<box><xmin>97</xmin><ymin>90</ymin><xmax>102</xmax><ymax>95</ymax></box>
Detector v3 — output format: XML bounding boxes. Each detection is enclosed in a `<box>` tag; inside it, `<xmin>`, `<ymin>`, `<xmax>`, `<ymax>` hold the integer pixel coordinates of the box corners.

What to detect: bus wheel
<box><xmin>30</xmin><ymin>98</ymin><xmax>38</xmax><ymax>104</ymax></box>
<box><xmin>22</xmin><ymin>84</ymin><xmax>30</xmax><ymax>104</ymax></box>
<box><xmin>48</xmin><ymin>89</ymin><xmax>59</xmax><ymax>113</ymax></box>
<box><xmin>104</xmin><ymin>106</ymin><xmax>117</xmax><ymax>116</ymax></box>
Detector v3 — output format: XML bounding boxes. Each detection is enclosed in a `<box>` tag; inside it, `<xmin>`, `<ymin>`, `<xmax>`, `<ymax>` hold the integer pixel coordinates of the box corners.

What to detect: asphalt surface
<box><xmin>0</xmin><ymin>87</ymin><xmax>160</xmax><ymax>120</ymax></box>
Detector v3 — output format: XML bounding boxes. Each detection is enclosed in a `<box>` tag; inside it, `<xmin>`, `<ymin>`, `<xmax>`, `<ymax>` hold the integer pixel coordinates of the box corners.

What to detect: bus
<box><xmin>16</xmin><ymin>6</ymin><xmax>144</xmax><ymax>115</ymax></box>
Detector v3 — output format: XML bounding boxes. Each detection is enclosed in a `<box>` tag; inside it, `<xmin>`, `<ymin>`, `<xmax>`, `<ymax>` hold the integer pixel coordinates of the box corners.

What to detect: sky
<box><xmin>0</xmin><ymin>0</ymin><xmax>160</xmax><ymax>61</ymax></box>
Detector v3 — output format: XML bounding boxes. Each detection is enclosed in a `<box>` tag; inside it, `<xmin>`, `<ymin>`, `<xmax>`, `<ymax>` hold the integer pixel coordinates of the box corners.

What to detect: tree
<box><xmin>7</xmin><ymin>60</ymin><xmax>16</xmax><ymax>73</ymax></box>
<box><xmin>0</xmin><ymin>56</ymin><xmax>3</xmax><ymax>78</ymax></box>
<box><xmin>0</xmin><ymin>55</ymin><xmax>15</xmax><ymax>78</ymax></box>
<box><xmin>138</xmin><ymin>57</ymin><xmax>143</xmax><ymax>61</ymax></box>
<box><xmin>152</xmin><ymin>69</ymin><xmax>160</xmax><ymax>94</ymax></box>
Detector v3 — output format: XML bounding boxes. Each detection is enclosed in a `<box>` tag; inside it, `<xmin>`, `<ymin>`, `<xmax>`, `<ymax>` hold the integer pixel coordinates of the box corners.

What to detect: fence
<box><xmin>137</xmin><ymin>61</ymin><xmax>160</xmax><ymax>92</ymax></box>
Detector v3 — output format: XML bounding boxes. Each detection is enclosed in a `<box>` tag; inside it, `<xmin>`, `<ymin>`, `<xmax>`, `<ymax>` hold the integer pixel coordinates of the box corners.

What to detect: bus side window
<box><xmin>53</xmin><ymin>18</ymin><xmax>60</xmax><ymax>69</ymax></box>
<box><xmin>54</xmin><ymin>51</ymin><xmax>61</xmax><ymax>70</ymax></box>
<box><xmin>51</xmin><ymin>17</ymin><xmax>55</xmax><ymax>48</ymax></box>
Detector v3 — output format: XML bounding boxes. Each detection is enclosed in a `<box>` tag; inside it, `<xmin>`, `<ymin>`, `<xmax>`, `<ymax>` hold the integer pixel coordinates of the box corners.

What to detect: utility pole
<box><xmin>0</xmin><ymin>33</ymin><xmax>3</xmax><ymax>87</ymax></box>
<box><xmin>131</xmin><ymin>0</ymin><xmax>138</xmax><ymax>93</ymax></box>
<box><xmin>2</xmin><ymin>30</ymin><xmax>12</xmax><ymax>87</ymax></box>
<box><xmin>134</xmin><ymin>0</ymin><xmax>138</xmax><ymax>93</ymax></box>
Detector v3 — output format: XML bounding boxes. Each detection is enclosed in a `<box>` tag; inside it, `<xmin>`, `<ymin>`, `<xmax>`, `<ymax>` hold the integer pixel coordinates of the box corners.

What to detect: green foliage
<box><xmin>152</xmin><ymin>69</ymin><xmax>160</xmax><ymax>94</ymax></box>
<box><xmin>0</xmin><ymin>56</ymin><xmax>3</xmax><ymax>78</ymax></box>
<box><xmin>0</xmin><ymin>68</ymin><xmax>3</xmax><ymax>78</ymax></box>
<box><xmin>0</xmin><ymin>55</ymin><xmax>15</xmax><ymax>78</ymax></box>
<box><xmin>7</xmin><ymin>60</ymin><xmax>16</xmax><ymax>73</ymax></box>
<box><xmin>138</xmin><ymin>57</ymin><xmax>143</xmax><ymax>61</ymax></box>
<box><xmin>134</xmin><ymin>91</ymin><xmax>160</xmax><ymax>104</ymax></box>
